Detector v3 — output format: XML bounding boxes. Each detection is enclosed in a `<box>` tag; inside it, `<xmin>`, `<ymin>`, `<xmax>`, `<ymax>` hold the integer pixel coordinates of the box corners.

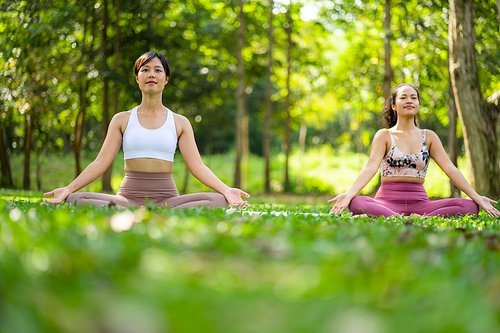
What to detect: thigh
<box><xmin>66</xmin><ymin>192</ymin><xmax>131</xmax><ymax>208</ymax></box>
<box><xmin>165</xmin><ymin>192</ymin><xmax>228</xmax><ymax>209</ymax></box>
<box><xmin>413</xmin><ymin>198</ymin><xmax>479</xmax><ymax>217</ymax></box>
<box><xmin>349</xmin><ymin>196</ymin><xmax>399</xmax><ymax>217</ymax></box>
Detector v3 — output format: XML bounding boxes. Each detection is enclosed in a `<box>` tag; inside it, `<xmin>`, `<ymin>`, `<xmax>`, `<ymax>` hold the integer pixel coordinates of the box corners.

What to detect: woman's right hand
<box><xmin>43</xmin><ymin>187</ymin><xmax>72</xmax><ymax>205</ymax></box>
<box><xmin>223</xmin><ymin>188</ymin><xmax>251</xmax><ymax>208</ymax></box>
<box><xmin>328</xmin><ymin>193</ymin><xmax>353</xmax><ymax>215</ymax></box>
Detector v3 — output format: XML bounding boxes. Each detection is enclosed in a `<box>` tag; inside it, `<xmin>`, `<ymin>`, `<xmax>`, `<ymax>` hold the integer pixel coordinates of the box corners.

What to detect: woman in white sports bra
<box><xmin>328</xmin><ymin>83</ymin><xmax>499</xmax><ymax>217</ymax></box>
<box><xmin>43</xmin><ymin>51</ymin><xmax>250</xmax><ymax>209</ymax></box>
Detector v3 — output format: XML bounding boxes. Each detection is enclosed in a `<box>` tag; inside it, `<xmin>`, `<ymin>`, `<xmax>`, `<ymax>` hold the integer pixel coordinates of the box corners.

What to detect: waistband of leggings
<box><xmin>124</xmin><ymin>171</ymin><xmax>173</xmax><ymax>179</ymax></box>
<box><xmin>376</xmin><ymin>181</ymin><xmax>428</xmax><ymax>202</ymax></box>
<box><xmin>379</xmin><ymin>181</ymin><xmax>425</xmax><ymax>190</ymax></box>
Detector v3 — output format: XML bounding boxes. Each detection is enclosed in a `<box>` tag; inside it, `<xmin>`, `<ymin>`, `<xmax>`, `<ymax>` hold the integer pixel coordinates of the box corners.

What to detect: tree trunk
<box><xmin>35</xmin><ymin>145</ymin><xmax>42</xmax><ymax>191</ymax></box>
<box><xmin>23</xmin><ymin>113</ymin><xmax>33</xmax><ymax>190</ymax></box>
<box><xmin>241</xmin><ymin>103</ymin><xmax>249</xmax><ymax>190</ymax></box>
<box><xmin>234</xmin><ymin>0</ymin><xmax>245</xmax><ymax>188</ymax></box>
<box><xmin>284</xmin><ymin>4</ymin><xmax>292</xmax><ymax>193</ymax></box>
<box><xmin>0</xmin><ymin>118</ymin><xmax>13</xmax><ymax>187</ymax></box>
<box><xmin>449</xmin><ymin>0</ymin><xmax>500</xmax><ymax>198</ymax></box>
<box><xmin>73</xmin><ymin>1</ymin><xmax>94</xmax><ymax>177</ymax></box>
<box><xmin>74</xmin><ymin>79</ymin><xmax>87</xmax><ymax>177</ymax></box>
<box><xmin>383</xmin><ymin>0</ymin><xmax>393</xmax><ymax>102</ymax></box>
<box><xmin>113</xmin><ymin>0</ymin><xmax>120</xmax><ymax>117</ymax></box>
<box><xmin>497</xmin><ymin>0</ymin><xmax>500</xmax><ymax>27</ymax></box>
<box><xmin>101</xmin><ymin>0</ymin><xmax>112</xmax><ymax>192</ymax></box>
<box><xmin>263</xmin><ymin>0</ymin><xmax>274</xmax><ymax>193</ymax></box>
<box><xmin>447</xmin><ymin>73</ymin><xmax>460</xmax><ymax>198</ymax></box>
<box><xmin>297</xmin><ymin>121</ymin><xmax>307</xmax><ymax>190</ymax></box>
<box><xmin>369</xmin><ymin>0</ymin><xmax>393</xmax><ymax>197</ymax></box>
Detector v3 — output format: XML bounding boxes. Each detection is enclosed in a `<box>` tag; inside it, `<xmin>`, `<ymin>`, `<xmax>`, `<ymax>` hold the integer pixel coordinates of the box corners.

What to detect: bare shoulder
<box><xmin>424</xmin><ymin>128</ymin><xmax>438</xmax><ymax>137</ymax></box>
<box><xmin>172</xmin><ymin>112</ymin><xmax>191</xmax><ymax>128</ymax></box>
<box><xmin>424</xmin><ymin>129</ymin><xmax>440</xmax><ymax>141</ymax></box>
<box><xmin>110</xmin><ymin>110</ymin><xmax>132</xmax><ymax>132</ymax></box>
<box><xmin>373</xmin><ymin>128</ymin><xmax>391</xmax><ymax>142</ymax></box>
<box><xmin>423</xmin><ymin>129</ymin><xmax>442</xmax><ymax>148</ymax></box>
<box><xmin>112</xmin><ymin>110</ymin><xmax>132</xmax><ymax>121</ymax></box>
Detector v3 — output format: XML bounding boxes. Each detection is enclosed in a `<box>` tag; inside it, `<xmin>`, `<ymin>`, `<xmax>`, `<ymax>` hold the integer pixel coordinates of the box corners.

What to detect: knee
<box><xmin>348</xmin><ymin>196</ymin><xmax>371</xmax><ymax>214</ymax></box>
<box><xmin>464</xmin><ymin>200</ymin><xmax>480</xmax><ymax>215</ymax></box>
<box><xmin>65</xmin><ymin>193</ymin><xmax>79</xmax><ymax>206</ymax></box>
<box><xmin>214</xmin><ymin>193</ymin><xmax>229</xmax><ymax>209</ymax></box>
<box><xmin>349</xmin><ymin>196</ymin><xmax>370</xmax><ymax>208</ymax></box>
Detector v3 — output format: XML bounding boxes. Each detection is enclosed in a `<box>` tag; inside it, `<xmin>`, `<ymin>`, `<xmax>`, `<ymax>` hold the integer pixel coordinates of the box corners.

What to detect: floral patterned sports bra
<box><xmin>380</xmin><ymin>130</ymin><xmax>430</xmax><ymax>179</ymax></box>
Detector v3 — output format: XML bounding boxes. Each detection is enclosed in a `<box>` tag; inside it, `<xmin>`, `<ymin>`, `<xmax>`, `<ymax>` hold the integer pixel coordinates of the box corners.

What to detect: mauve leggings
<box><xmin>66</xmin><ymin>171</ymin><xmax>228</xmax><ymax>209</ymax></box>
<box><xmin>348</xmin><ymin>181</ymin><xmax>479</xmax><ymax>217</ymax></box>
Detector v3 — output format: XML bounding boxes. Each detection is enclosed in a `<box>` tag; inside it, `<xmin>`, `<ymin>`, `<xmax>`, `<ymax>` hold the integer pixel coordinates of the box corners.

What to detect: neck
<box><xmin>139</xmin><ymin>93</ymin><xmax>164</xmax><ymax>112</ymax></box>
<box><xmin>394</xmin><ymin>117</ymin><xmax>417</xmax><ymax>131</ymax></box>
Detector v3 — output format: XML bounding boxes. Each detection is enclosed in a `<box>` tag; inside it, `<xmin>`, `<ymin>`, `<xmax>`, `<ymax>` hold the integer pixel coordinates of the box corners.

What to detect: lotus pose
<box><xmin>44</xmin><ymin>51</ymin><xmax>249</xmax><ymax>209</ymax></box>
<box><xmin>329</xmin><ymin>83</ymin><xmax>499</xmax><ymax>218</ymax></box>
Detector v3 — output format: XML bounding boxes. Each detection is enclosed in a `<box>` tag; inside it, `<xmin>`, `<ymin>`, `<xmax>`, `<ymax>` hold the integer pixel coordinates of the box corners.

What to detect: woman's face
<box><xmin>135</xmin><ymin>57</ymin><xmax>169</xmax><ymax>93</ymax></box>
<box><xmin>392</xmin><ymin>85</ymin><xmax>420</xmax><ymax>117</ymax></box>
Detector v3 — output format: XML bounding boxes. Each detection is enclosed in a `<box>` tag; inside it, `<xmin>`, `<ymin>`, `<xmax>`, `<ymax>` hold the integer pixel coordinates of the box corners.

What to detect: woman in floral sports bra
<box><xmin>329</xmin><ymin>83</ymin><xmax>500</xmax><ymax>218</ymax></box>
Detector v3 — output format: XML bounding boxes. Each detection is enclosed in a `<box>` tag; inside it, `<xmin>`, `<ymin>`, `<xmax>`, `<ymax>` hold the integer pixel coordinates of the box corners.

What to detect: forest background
<box><xmin>1</xmin><ymin>0</ymin><xmax>499</xmax><ymax>200</ymax></box>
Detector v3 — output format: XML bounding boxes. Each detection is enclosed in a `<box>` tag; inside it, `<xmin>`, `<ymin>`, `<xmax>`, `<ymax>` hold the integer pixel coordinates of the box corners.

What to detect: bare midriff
<box><xmin>381</xmin><ymin>176</ymin><xmax>424</xmax><ymax>184</ymax></box>
<box><xmin>124</xmin><ymin>158</ymin><xmax>174</xmax><ymax>173</ymax></box>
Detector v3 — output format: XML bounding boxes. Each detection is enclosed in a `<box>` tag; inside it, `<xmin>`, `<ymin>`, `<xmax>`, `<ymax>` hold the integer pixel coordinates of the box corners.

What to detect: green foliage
<box><xmin>1</xmin><ymin>0</ymin><xmax>499</xmax><ymax>196</ymax></box>
<box><xmin>1</xmin><ymin>197</ymin><xmax>500</xmax><ymax>332</ymax></box>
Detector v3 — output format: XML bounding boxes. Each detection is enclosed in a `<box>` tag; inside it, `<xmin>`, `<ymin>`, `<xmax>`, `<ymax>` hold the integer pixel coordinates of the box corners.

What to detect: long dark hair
<box><xmin>382</xmin><ymin>83</ymin><xmax>420</xmax><ymax>128</ymax></box>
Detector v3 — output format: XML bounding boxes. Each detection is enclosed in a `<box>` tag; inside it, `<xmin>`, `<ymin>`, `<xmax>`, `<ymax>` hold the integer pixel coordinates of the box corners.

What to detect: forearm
<box><xmin>345</xmin><ymin>166</ymin><xmax>379</xmax><ymax>199</ymax></box>
<box><xmin>446</xmin><ymin>167</ymin><xmax>481</xmax><ymax>201</ymax></box>
<box><xmin>66</xmin><ymin>160</ymin><xmax>110</xmax><ymax>193</ymax></box>
<box><xmin>189</xmin><ymin>163</ymin><xmax>230</xmax><ymax>194</ymax></box>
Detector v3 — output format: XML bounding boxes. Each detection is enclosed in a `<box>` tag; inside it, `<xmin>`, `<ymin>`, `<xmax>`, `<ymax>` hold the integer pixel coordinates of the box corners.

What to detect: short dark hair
<box><xmin>382</xmin><ymin>83</ymin><xmax>420</xmax><ymax>128</ymax></box>
<box><xmin>134</xmin><ymin>51</ymin><xmax>170</xmax><ymax>77</ymax></box>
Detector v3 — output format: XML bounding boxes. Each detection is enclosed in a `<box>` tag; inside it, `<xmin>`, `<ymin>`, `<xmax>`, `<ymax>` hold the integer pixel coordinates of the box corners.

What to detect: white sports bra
<box><xmin>122</xmin><ymin>106</ymin><xmax>177</xmax><ymax>162</ymax></box>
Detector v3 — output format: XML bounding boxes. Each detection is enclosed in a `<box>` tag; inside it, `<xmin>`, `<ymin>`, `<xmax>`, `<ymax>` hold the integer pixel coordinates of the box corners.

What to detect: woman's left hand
<box><xmin>223</xmin><ymin>188</ymin><xmax>251</xmax><ymax>207</ymax></box>
<box><xmin>476</xmin><ymin>196</ymin><xmax>500</xmax><ymax>217</ymax></box>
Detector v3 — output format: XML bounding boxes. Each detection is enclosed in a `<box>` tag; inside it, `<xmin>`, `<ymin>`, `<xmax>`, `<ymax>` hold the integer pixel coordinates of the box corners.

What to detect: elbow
<box><xmin>363</xmin><ymin>165</ymin><xmax>379</xmax><ymax>175</ymax></box>
<box><xmin>443</xmin><ymin>164</ymin><xmax>459</xmax><ymax>176</ymax></box>
<box><xmin>187</xmin><ymin>161</ymin><xmax>208</xmax><ymax>177</ymax></box>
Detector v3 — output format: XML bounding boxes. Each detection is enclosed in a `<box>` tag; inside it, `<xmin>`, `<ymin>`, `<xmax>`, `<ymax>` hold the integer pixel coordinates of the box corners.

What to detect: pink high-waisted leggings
<box><xmin>66</xmin><ymin>171</ymin><xmax>228</xmax><ymax>209</ymax></box>
<box><xmin>348</xmin><ymin>181</ymin><xmax>479</xmax><ymax>217</ymax></box>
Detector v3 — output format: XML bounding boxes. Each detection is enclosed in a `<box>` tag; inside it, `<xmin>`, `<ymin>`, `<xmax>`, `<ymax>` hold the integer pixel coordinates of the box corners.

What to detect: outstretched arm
<box><xmin>176</xmin><ymin>115</ymin><xmax>250</xmax><ymax>207</ymax></box>
<box><xmin>428</xmin><ymin>130</ymin><xmax>500</xmax><ymax>217</ymax></box>
<box><xmin>328</xmin><ymin>129</ymin><xmax>389</xmax><ymax>215</ymax></box>
<box><xmin>43</xmin><ymin>113</ymin><xmax>126</xmax><ymax>205</ymax></box>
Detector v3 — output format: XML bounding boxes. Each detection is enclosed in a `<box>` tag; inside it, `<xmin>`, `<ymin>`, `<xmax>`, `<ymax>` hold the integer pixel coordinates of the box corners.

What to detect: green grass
<box><xmin>2</xmin><ymin>148</ymin><xmax>495</xmax><ymax>331</ymax></box>
<box><xmin>0</xmin><ymin>197</ymin><xmax>500</xmax><ymax>332</ymax></box>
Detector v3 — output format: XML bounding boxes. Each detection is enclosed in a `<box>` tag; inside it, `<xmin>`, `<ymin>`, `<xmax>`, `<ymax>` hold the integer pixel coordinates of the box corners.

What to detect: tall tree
<box><xmin>283</xmin><ymin>3</ymin><xmax>292</xmax><ymax>192</ymax></box>
<box><xmin>447</xmin><ymin>74</ymin><xmax>460</xmax><ymax>197</ymax></box>
<box><xmin>234</xmin><ymin>0</ymin><xmax>246</xmax><ymax>188</ymax></box>
<box><xmin>383</xmin><ymin>0</ymin><xmax>393</xmax><ymax>100</ymax></box>
<box><xmin>263</xmin><ymin>0</ymin><xmax>274</xmax><ymax>193</ymax></box>
<box><xmin>448</xmin><ymin>0</ymin><xmax>500</xmax><ymax>197</ymax></box>
<box><xmin>73</xmin><ymin>1</ymin><xmax>96</xmax><ymax>177</ymax></box>
<box><xmin>0</xmin><ymin>119</ymin><xmax>13</xmax><ymax>187</ymax></box>
<box><xmin>113</xmin><ymin>0</ymin><xmax>121</xmax><ymax>124</ymax></box>
<box><xmin>497</xmin><ymin>0</ymin><xmax>500</xmax><ymax>27</ymax></box>
<box><xmin>101</xmin><ymin>0</ymin><xmax>112</xmax><ymax>192</ymax></box>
